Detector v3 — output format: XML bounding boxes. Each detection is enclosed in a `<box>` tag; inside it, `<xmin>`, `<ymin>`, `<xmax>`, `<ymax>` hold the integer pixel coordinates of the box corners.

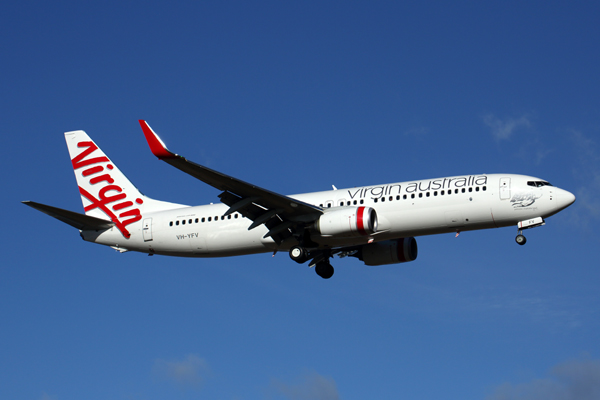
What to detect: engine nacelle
<box><xmin>360</xmin><ymin>237</ymin><xmax>418</xmax><ymax>266</ymax></box>
<box><xmin>314</xmin><ymin>206</ymin><xmax>378</xmax><ymax>237</ymax></box>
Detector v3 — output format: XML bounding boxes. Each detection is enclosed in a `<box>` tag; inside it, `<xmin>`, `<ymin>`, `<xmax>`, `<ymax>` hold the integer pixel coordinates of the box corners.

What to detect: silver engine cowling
<box><xmin>314</xmin><ymin>206</ymin><xmax>377</xmax><ymax>238</ymax></box>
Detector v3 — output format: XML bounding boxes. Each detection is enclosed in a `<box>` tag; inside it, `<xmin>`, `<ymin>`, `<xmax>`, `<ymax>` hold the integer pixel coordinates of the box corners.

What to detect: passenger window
<box><xmin>189</xmin><ymin>219</ymin><xmax>192</xmax><ymax>224</ymax></box>
<box><xmin>182</xmin><ymin>220</ymin><xmax>186</xmax><ymax>225</ymax></box>
<box><xmin>419</xmin><ymin>193</ymin><xmax>423</xmax><ymax>198</ymax></box>
<box><xmin>476</xmin><ymin>187</ymin><xmax>479</xmax><ymax>192</ymax></box>
<box><xmin>374</xmin><ymin>198</ymin><xmax>378</xmax><ymax>203</ymax></box>
<box><xmin>461</xmin><ymin>188</ymin><xmax>466</xmax><ymax>193</ymax></box>
<box><xmin>176</xmin><ymin>221</ymin><xmax>179</xmax><ymax>226</ymax></box>
<box><xmin>202</xmin><ymin>217</ymin><xmax>205</xmax><ymax>222</ymax></box>
<box><xmin>426</xmin><ymin>192</ymin><xmax>430</xmax><ymax>197</ymax></box>
<box><xmin>228</xmin><ymin>215</ymin><xmax>231</xmax><ymax>219</ymax></box>
<box><xmin>441</xmin><ymin>190</ymin><xmax>445</xmax><ymax>195</ymax></box>
<box><xmin>208</xmin><ymin>217</ymin><xmax>212</xmax><ymax>222</ymax></box>
<box><xmin>483</xmin><ymin>186</ymin><xmax>487</xmax><ymax>191</ymax></box>
<box><xmin>396</xmin><ymin>195</ymin><xmax>400</xmax><ymax>200</ymax></box>
<box><xmin>195</xmin><ymin>218</ymin><xmax>199</xmax><ymax>223</ymax></box>
<box><xmin>235</xmin><ymin>214</ymin><xmax>239</xmax><ymax>218</ymax></box>
<box><xmin>434</xmin><ymin>191</ymin><xmax>438</xmax><ymax>196</ymax></box>
<box><xmin>381</xmin><ymin>197</ymin><xmax>385</xmax><ymax>202</ymax></box>
<box><xmin>389</xmin><ymin>196</ymin><xmax>393</xmax><ymax>201</ymax></box>
<box><xmin>353</xmin><ymin>200</ymin><xmax>357</xmax><ymax>205</ymax></box>
<box><xmin>360</xmin><ymin>199</ymin><xmax>364</xmax><ymax>205</ymax></box>
<box><xmin>468</xmin><ymin>187</ymin><xmax>472</xmax><ymax>192</ymax></box>
<box><xmin>411</xmin><ymin>194</ymin><xmax>415</xmax><ymax>199</ymax></box>
<box><xmin>169</xmin><ymin>221</ymin><xmax>173</xmax><ymax>226</ymax></box>
<box><xmin>403</xmin><ymin>194</ymin><xmax>407</xmax><ymax>200</ymax></box>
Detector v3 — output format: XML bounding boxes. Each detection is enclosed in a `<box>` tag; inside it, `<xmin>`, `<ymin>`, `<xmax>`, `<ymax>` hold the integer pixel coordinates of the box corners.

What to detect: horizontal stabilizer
<box><xmin>22</xmin><ymin>201</ymin><xmax>115</xmax><ymax>231</ymax></box>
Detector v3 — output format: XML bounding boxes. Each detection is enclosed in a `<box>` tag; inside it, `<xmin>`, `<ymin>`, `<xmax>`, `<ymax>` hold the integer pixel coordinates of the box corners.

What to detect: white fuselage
<box><xmin>81</xmin><ymin>173</ymin><xmax>575</xmax><ymax>257</ymax></box>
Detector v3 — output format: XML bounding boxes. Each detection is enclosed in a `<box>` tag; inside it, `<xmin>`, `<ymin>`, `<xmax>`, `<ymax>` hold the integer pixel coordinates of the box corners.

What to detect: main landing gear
<box><xmin>515</xmin><ymin>233</ymin><xmax>527</xmax><ymax>245</ymax></box>
<box><xmin>289</xmin><ymin>245</ymin><xmax>334</xmax><ymax>279</ymax></box>
<box><xmin>315</xmin><ymin>261</ymin><xmax>334</xmax><ymax>279</ymax></box>
<box><xmin>289</xmin><ymin>245</ymin><xmax>309</xmax><ymax>263</ymax></box>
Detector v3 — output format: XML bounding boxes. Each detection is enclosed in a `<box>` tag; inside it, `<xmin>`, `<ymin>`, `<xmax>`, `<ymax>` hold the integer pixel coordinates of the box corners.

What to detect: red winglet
<box><xmin>139</xmin><ymin>120</ymin><xmax>177</xmax><ymax>159</ymax></box>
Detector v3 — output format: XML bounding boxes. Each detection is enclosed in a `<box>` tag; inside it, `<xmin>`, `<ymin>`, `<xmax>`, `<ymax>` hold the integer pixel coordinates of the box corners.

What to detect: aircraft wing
<box><xmin>139</xmin><ymin>120</ymin><xmax>323</xmax><ymax>244</ymax></box>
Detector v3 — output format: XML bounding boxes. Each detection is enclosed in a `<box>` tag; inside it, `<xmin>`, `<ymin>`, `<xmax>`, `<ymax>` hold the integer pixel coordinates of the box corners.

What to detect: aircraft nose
<box><xmin>557</xmin><ymin>188</ymin><xmax>576</xmax><ymax>209</ymax></box>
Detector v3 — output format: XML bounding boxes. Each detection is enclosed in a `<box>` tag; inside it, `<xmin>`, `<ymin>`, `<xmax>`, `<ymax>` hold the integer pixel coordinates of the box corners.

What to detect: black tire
<box><xmin>515</xmin><ymin>234</ymin><xmax>527</xmax><ymax>245</ymax></box>
<box><xmin>289</xmin><ymin>246</ymin><xmax>309</xmax><ymax>263</ymax></box>
<box><xmin>315</xmin><ymin>261</ymin><xmax>334</xmax><ymax>279</ymax></box>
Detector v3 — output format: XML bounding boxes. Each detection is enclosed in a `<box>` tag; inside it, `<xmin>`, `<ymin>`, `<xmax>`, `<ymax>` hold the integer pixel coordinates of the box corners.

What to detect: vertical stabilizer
<box><xmin>64</xmin><ymin>130</ymin><xmax>185</xmax><ymax>238</ymax></box>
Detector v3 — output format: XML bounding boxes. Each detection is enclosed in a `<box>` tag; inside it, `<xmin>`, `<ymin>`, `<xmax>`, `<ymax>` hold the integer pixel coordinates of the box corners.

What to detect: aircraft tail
<box><xmin>64</xmin><ymin>130</ymin><xmax>185</xmax><ymax>238</ymax></box>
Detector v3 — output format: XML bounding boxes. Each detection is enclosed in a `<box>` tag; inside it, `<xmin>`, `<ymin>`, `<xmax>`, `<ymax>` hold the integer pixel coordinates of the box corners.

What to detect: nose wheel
<box><xmin>515</xmin><ymin>232</ymin><xmax>527</xmax><ymax>245</ymax></box>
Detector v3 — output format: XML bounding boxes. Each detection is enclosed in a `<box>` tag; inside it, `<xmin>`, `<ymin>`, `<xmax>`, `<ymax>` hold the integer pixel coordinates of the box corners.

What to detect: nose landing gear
<box><xmin>515</xmin><ymin>217</ymin><xmax>545</xmax><ymax>246</ymax></box>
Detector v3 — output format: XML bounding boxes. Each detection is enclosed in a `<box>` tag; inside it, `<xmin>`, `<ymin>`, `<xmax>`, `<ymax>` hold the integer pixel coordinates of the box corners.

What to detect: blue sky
<box><xmin>2</xmin><ymin>1</ymin><xmax>600</xmax><ymax>399</ymax></box>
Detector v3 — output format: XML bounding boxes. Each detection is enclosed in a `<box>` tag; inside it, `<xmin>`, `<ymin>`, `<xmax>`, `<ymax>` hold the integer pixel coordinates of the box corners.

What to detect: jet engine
<box><xmin>358</xmin><ymin>237</ymin><xmax>418</xmax><ymax>266</ymax></box>
<box><xmin>314</xmin><ymin>206</ymin><xmax>377</xmax><ymax>237</ymax></box>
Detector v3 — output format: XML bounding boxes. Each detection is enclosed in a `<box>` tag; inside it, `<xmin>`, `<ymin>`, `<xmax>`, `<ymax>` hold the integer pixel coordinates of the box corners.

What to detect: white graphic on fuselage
<box><xmin>511</xmin><ymin>192</ymin><xmax>542</xmax><ymax>208</ymax></box>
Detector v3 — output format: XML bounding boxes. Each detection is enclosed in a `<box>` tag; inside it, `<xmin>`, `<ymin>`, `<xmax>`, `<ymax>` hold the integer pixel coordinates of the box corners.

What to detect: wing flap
<box><xmin>22</xmin><ymin>201</ymin><xmax>115</xmax><ymax>231</ymax></box>
<box><xmin>218</xmin><ymin>191</ymin><xmax>291</xmax><ymax>244</ymax></box>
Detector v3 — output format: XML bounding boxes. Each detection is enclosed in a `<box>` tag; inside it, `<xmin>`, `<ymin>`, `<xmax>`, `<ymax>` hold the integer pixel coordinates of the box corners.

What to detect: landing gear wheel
<box><xmin>515</xmin><ymin>234</ymin><xmax>527</xmax><ymax>245</ymax></box>
<box><xmin>289</xmin><ymin>246</ymin><xmax>309</xmax><ymax>263</ymax></box>
<box><xmin>315</xmin><ymin>261</ymin><xmax>334</xmax><ymax>279</ymax></box>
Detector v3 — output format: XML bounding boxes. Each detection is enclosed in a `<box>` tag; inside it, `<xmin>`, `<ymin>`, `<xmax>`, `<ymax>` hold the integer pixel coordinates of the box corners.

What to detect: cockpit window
<box><xmin>527</xmin><ymin>181</ymin><xmax>553</xmax><ymax>187</ymax></box>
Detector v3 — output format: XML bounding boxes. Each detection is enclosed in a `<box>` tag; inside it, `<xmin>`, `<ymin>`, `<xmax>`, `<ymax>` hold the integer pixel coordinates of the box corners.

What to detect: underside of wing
<box><xmin>139</xmin><ymin>120</ymin><xmax>323</xmax><ymax>245</ymax></box>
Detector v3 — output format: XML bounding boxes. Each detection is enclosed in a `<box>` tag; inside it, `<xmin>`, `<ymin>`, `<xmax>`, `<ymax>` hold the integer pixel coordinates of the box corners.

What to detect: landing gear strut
<box><xmin>315</xmin><ymin>261</ymin><xmax>334</xmax><ymax>279</ymax></box>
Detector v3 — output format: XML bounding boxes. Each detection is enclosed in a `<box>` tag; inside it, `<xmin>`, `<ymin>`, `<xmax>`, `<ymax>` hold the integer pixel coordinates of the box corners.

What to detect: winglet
<box><xmin>139</xmin><ymin>120</ymin><xmax>177</xmax><ymax>159</ymax></box>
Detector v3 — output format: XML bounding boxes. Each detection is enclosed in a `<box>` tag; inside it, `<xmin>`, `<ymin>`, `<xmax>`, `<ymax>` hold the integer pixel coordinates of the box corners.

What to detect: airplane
<box><xmin>23</xmin><ymin>121</ymin><xmax>576</xmax><ymax>279</ymax></box>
